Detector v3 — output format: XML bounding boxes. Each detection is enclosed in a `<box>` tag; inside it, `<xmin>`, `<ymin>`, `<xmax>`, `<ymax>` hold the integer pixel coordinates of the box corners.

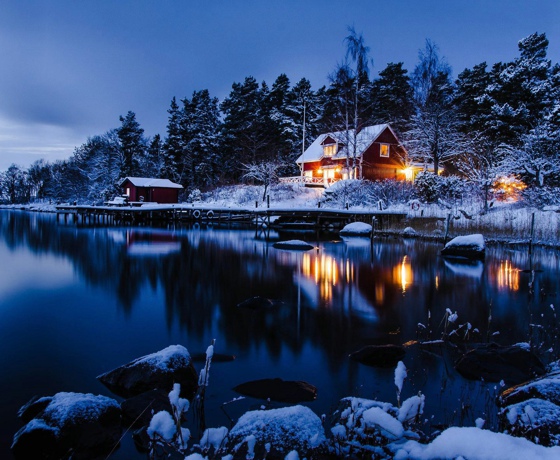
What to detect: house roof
<box><xmin>120</xmin><ymin>177</ymin><xmax>184</xmax><ymax>189</ymax></box>
<box><xmin>295</xmin><ymin>124</ymin><xmax>394</xmax><ymax>164</ymax></box>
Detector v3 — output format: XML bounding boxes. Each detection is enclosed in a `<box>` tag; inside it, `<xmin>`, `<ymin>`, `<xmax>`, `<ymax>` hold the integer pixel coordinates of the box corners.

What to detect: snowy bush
<box><xmin>321</xmin><ymin>179</ymin><xmax>414</xmax><ymax>208</ymax></box>
<box><xmin>187</xmin><ymin>188</ymin><xmax>202</xmax><ymax>203</ymax></box>
<box><xmin>521</xmin><ymin>186</ymin><xmax>560</xmax><ymax>209</ymax></box>
<box><xmin>414</xmin><ymin>172</ymin><xmax>440</xmax><ymax>203</ymax></box>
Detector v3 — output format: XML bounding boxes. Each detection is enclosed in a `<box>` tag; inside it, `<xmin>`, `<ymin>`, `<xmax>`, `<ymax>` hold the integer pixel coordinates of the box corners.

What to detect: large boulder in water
<box><xmin>441</xmin><ymin>234</ymin><xmax>485</xmax><ymax>260</ymax></box>
<box><xmin>499</xmin><ymin>368</ymin><xmax>560</xmax><ymax>407</ymax></box>
<box><xmin>455</xmin><ymin>343</ymin><xmax>546</xmax><ymax>384</ymax></box>
<box><xmin>97</xmin><ymin>344</ymin><xmax>198</xmax><ymax>399</ymax></box>
<box><xmin>121</xmin><ymin>389</ymin><xmax>173</xmax><ymax>428</ymax></box>
<box><xmin>12</xmin><ymin>392</ymin><xmax>121</xmax><ymax>460</ymax></box>
<box><xmin>349</xmin><ymin>344</ymin><xmax>406</xmax><ymax>368</ymax></box>
<box><xmin>233</xmin><ymin>378</ymin><xmax>317</xmax><ymax>403</ymax></box>
<box><xmin>226</xmin><ymin>405</ymin><xmax>327</xmax><ymax>459</ymax></box>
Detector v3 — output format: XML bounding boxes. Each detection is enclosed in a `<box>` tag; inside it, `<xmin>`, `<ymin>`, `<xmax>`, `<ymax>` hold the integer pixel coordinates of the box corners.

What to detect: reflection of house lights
<box><xmin>401</xmin><ymin>256</ymin><xmax>408</xmax><ymax>292</ymax></box>
<box><xmin>497</xmin><ymin>260</ymin><xmax>520</xmax><ymax>291</ymax></box>
<box><xmin>394</xmin><ymin>255</ymin><xmax>413</xmax><ymax>293</ymax></box>
<box><xmin>301</xmin><ymin>252</ymin><xmax>341</xmax><ymax>304</ymax></box>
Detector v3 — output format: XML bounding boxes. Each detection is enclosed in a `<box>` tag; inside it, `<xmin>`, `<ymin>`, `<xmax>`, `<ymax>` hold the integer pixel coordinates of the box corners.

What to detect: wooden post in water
<box><xmin>529</xmin><ymin>212</ymin><xmax>535</xmax><ymax>255</ymax></box>
<box><xmin>444</xmin><ymin>213</ymin><xmax>451</xmax><ymax>245</ymax></box>
<box><xmin>267</xmin><ymin>195</ymin><xmax>270</xmax><ymax>209</ymax></box>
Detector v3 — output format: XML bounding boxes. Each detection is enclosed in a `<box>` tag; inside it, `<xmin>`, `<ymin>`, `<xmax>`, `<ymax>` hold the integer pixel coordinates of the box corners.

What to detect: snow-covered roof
<box><xmin>121</xmin><ymin>177</ymin><xmax>183</xmax><ymax>189</ymax></box>
<box><xmin>295</xmin><ymin>124</ymin><xmax>393</xmax><ymax>164</ymax></box>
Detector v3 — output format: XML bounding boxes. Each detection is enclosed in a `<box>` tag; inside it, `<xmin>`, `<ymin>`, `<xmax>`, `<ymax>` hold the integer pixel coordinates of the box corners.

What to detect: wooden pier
<box><xmin>55</xmin><ymin>204</ymin><xmax>408</xmax><ymax>231</ymax></box>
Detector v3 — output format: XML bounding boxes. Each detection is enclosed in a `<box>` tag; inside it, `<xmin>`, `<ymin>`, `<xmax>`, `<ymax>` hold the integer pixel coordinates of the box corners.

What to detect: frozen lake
<box><xmin>1</xmin><ymin>210</ymin><xmax>559</xmax><ymax>458</ymax></box>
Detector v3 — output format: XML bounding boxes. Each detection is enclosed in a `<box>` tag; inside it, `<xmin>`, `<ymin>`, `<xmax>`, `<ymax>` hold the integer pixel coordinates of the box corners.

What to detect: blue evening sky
<box><xmin>0</xmin><ymin>0</ymin><xmax>558</xmax><ymax>170</ymax></box>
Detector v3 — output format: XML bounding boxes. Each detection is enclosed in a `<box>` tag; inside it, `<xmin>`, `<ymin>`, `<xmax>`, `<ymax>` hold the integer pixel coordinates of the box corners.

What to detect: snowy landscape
<box><xmin>1</xmin><ymin>2</ymin><xmax>560</xmax><ymax>459</ymax></box>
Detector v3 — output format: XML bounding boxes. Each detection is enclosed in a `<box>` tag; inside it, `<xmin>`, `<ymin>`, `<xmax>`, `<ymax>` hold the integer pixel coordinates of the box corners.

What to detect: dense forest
<box><xmin>0</xmin><ymin>31</ymin><xmax>558</xmax><ymax>206</ymax></box>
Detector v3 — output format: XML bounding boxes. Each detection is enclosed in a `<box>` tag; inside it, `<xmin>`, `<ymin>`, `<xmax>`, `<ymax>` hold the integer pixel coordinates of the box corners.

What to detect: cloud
<box><xmin>0</xmin><ymin>114</ymin><xmax>80</xmax><ymax>170</ymax></box>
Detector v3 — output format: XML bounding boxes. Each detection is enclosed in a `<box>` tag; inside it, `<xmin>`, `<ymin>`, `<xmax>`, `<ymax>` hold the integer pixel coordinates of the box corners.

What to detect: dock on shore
<box><xmin>55</xmin><ymin>204</ymin><xmax>408</xmax><ymax>231</ymax></box>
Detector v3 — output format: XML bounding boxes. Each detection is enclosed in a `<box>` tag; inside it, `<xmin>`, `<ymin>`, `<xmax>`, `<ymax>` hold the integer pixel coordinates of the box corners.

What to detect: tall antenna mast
<box><xmin>300</xmin><ymin>100</ymin><xmax>306</xmax><ymax>183</ymax></box>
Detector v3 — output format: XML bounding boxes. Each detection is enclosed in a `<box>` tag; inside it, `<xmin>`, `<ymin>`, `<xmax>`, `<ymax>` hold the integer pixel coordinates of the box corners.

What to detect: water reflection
<box><xmin>1</xmin><ymin>210</ymin><xmax>560</xmax><ymax>460</ymax></box>
<box><xmin>495</xmin><ymin>260</ymin><xmax>521</xmax><ymax>291</ymax></box>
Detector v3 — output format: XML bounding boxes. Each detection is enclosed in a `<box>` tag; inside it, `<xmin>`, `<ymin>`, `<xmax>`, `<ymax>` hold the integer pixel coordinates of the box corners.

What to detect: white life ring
<box><xmin>206</xmin><ymin>210</ymin><xmax>215</xmax><ymax>219</ymax></box>
<box><xmin>192</xmin><ymin>209</ymin><xmax>201</xmax><ymax>219</ymax></box>
<box><xmin>411</xmin><ymin>202</ymin><xmax>420</xmax><ymax>211</ymax></box>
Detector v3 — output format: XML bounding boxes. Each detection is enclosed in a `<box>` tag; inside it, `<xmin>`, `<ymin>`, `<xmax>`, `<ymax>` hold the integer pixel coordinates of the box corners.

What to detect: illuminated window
<box><xmin>323</xmin><ymin>144</ymin><xmax>336</xmax><ymax>157</ymax></box>
<box><xmin>380</xmin><ymin>144</ymin><xmax>390</xmax><ymax>157</ymax></box>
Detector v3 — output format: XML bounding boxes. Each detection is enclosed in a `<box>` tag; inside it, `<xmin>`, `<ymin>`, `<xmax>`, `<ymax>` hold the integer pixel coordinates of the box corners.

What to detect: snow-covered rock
<box><xmin>339</xmin><ymin>222</ymin><xmax>372</xmax><ymax>236</ymax></box>
<box><xmin>227</xmin><ymin>405</ymin><xmax>326</xmax><ymax>458</ymax></box>
<box><xmin>499</xmin><ymin>370</ymin><xmax>560</xmax><ymax>407</ymax></box>
<box><xmin>501</xmin><ymin>398</ymin><xmax>560</xmax><ymax>446</ymax></box>
<box><xmin>441</xmin><ymin>233</ymin><xmax>486</xmax><ymax>260</ymax></box>
<box><xmin>12</xmin><ymin>392</ymin><xmax>121</xmax><ymax>460</ymax></box>
<box><xmin>272</xmin><ymin>240</ymin><xmax>314</xmax><ymax>250</ymax></box>
<box><xmin>403</xmin><ymin>226</ymin><xmax>417</xmax><ymax>236</ymax></box>
<box><xmin>97</xmin><ymin>344</ymin><xmax>198</xmax><ymax>399</ymax></box>
<box><xmin>390</xmin><ymin>426</ymin><xmax>560</xmax><ymax>460</ymax></box>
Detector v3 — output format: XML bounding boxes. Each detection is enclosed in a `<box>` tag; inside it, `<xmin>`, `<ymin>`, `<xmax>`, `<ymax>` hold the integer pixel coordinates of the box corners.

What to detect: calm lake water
<box><xmin>1</xmin><ymin>210</ymin><xmax>559</xmax><ymax>458</ymax></box>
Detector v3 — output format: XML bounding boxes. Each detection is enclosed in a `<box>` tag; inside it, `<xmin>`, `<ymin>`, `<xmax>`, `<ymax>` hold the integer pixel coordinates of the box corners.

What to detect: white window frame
<box><xmin>380</xmin><ymin>143</ymin><xmax>390</xmax><ymax>158</ymax></box>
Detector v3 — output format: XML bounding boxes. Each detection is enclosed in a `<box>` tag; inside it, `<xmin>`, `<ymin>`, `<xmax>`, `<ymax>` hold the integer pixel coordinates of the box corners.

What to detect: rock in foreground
<box><xmin>501</xmin><ymin>398</ymin><xmax>560</xmax><ymax>446</ymax></box>
<box><xmin>499</xmin><ymin>369</ymin><xmax>560</xmax><ymax>407</ymax></box>
<box><xmin>226</xmin><ymin>405</ymin><xmax>326</xmax><ymax>459</ymax></box>
<box><xmin>12</xmin><ymin>392</ymin><xmax>121</xmax><ymax>460</ymax></box>
<box><xmin>97</xmin><ymin>344</ymin><xmax>198</xmax><ymax>399</ymax></box>
<box><xmin>441</xmin><ymin>234</ymin><xmax>485</xmax><ymax>260</ymax></box>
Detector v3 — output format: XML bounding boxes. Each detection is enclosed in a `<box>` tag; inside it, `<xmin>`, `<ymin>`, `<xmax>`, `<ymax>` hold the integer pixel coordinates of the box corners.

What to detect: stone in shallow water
<box><xmin>455</xmin><ymin>343</ymin><xmax>546</xmax><ymax>385</ymax></box>
<box><xmin>97</xmin><ymin>344</ymin><xmax>198</xmax><ymax>399</ymax></box>
<box><xmin>441</xmin><ymin>234</ymin><xmax>485</xmax><ymax>260</ymax></box>
<box><xmin>233</xmin><ymin>378</ymin><xmax>317</xmax><ymax>403</ymax></box>
<box><xmin>340</xmin><ymin>222</ymin><xmax>372</xmax><ymax>236</ymax></box>
<box><xmin>349</xmin><ymin>344</ymin><xmax>406</xmax><ymax>368</ymax></box>
<box><xmin>272</xmin><ymin>240</ymin><xmax>314</xmax><ymax>250</ymax></box>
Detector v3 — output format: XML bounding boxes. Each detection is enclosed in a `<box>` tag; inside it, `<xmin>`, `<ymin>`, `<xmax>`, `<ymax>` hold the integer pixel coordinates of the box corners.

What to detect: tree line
<box><xmin>1</xmin><ymin>30</ymin><xmax>558</xmax><ymax>205</ymax></box>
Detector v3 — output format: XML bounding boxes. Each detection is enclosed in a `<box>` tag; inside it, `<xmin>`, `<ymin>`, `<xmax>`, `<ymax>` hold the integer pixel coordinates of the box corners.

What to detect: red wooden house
<box><xmin>120</xmin><ymin>177</ymin><xmax>183</xmax><ymax>204</ymax></box>
<box><xmin>295</xmin><ymin>124</ymin><xmax>414</xmax><ymax>186</ymax></box>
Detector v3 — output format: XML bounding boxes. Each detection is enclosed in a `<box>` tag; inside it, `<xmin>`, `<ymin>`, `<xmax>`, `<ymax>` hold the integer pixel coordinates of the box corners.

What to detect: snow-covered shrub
<box><xmin>187</xmin><ymin>188</ymin><xmax>202</xmax><ymax>203</ymax></box>
<box><xmin>330</xmin><ymin>397</ymin><xmax>418</xmax><ymax>457</ymax></box>
<box><xmin>147</xmin><ymin>383</ymin><xmax>191</xmax><ymax>454</ymax></box>
<box><xmin>414</xmin><ymin>172</ymin><xmax>470</xmax><ymax>204</ymax></box>
<box><xmin>521</xmin><ymin>186</ymin><xmax>560</xmax><ymax>209</ymax></box>
<box><xmin>414</xmin><ymin>172</ymin><xmax>440</xmax><ymax>203</ymax></box>
<box><xmin>321</xmin><ymin>179</ymin><xmax>370</xmax><ymax>208</ymax></box>
<box><xmin>321</xmin><ymin>179</ymin><xmax>414</xmax><ymax>208</ymax></box>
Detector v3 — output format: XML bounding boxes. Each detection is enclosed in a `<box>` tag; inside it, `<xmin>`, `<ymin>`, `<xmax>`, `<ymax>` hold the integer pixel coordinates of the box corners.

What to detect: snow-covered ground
<box><xmin>3</xmin><ymin>182</ymin><xmax>559</xmax><ymax>245</ymax></box>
